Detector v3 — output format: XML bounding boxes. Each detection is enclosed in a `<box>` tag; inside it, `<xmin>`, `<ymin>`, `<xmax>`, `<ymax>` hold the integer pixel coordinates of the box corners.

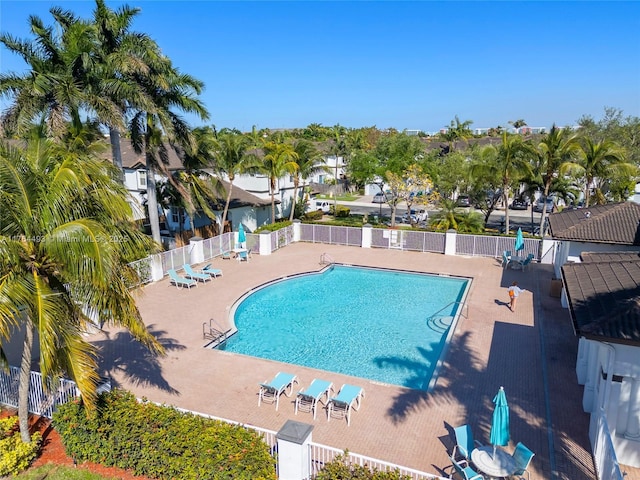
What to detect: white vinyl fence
<box><xmin>0</xmin><ymin>366</ymin><xmax>79</xmax><ymax>419</ymax></box>
<box><xmin>299</xmin><ymin>224</ymin><xmax>363</xmax><ymax>246</ymax></box>
<box><xmin>456</xmin><ymin>234</ymin><xmax>539</xmax><ymax>259</ymax></box>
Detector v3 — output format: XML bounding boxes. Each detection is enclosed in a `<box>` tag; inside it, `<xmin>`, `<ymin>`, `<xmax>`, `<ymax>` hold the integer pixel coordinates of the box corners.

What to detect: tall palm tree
<box><xmin>533</xmin><ymin>125</ymin><xmax>580</xmax><ymax>233</ymax></box>
<box><xmin>128</xmin><ymin>54</ymin><xmax>209</xmax><ymax>244</ymax></box>
<box><xmin>0</xmin><ymin>13</ymin><xmax>101</xmax><ymax>139</ymax></box>
<box><xmin>259</xmin><ymin>141</ymin><xmax>298</xmax><ymax>223</ymax></box>
<box><xmin>0</xmin><ymin>136</ymin><xmax>163</xmax><ymax>443</ymax></box>
<box><xmin>290</xmin><ymin>140</ymin><xmax>324</xmax><ymax>220</ymax></box>
<box><xmin>563</xmin><ymin>136</ymin><xmax>631</xmax><ymax>207</ymax></box>
<box><xmin>440</xmin><ymin>116</ymin><xmax>473</xmax><ymax>152</ymax></box>
<box><xmin>213</xmin><ymin>131</ymin><xmax>257</xmax><ymax>228</ymax></box>
<box><xmin>473</xmin><ymin>132</ymin><xmax>532</xmax><ymax>234</ymax></box>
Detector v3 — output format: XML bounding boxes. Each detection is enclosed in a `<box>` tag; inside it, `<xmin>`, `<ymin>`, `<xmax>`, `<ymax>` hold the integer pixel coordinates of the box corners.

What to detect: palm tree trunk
<box><xmin>146</xmin><ymin>161</ymin><xmax>162</xmax><ymax>244</ymax></box>
<box><xmin>270</xmin><ymin>178</ymin><xmax>276</xmax><ymax>224</ymax></box>
<box><xmin>109</xmin><ymin>127</ymin><xmax>124</xmax><ymax>184</ymax></box>
<box><xmin>289</xmin><ymin>178</ymin><xmax>299</xmax><ymax>221</ymax></box>
<box><xmin>503</xmin><ymin>189</ymin><xmax>510</xmax><ymax>234</ymax></box>
<box><xmin>539</xmin><ymin>183</ymin><xmax>552</xmax><ymax>235</ymax></box>
<box><xmin>222</xmin><ymin>181</ymin><xmax>234</xmax><ymax>228</ymax></box>
<box><xmin>18</xmin><ymin>323</ymin><xmax>34</xmax><ymax>443</ymax></box>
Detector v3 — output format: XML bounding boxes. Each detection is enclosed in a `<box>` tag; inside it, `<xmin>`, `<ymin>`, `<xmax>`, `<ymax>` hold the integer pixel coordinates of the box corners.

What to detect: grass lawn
<box><xmin>16</xmin><ymin>465</ymin><xmax>118</xmax><ymax>479</ymax></box>
<box><xmin>315</xmin><ymin>193</ymin><xmax>359</xmax><ymax>201</ymax></box>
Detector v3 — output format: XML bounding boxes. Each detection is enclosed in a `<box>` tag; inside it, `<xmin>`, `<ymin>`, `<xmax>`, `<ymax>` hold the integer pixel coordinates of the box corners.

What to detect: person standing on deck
<box><xmin>508</xmin><ymin>281</ymin><xmax>525</xmax><ymax>312</ymax></box>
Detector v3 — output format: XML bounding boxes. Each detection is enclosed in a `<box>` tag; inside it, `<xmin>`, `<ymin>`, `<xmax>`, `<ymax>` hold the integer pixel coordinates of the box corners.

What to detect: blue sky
<box><xmin>2</xmin><ymin>1</ymin><xmax>639</xmax><ymax>133</ymax></box>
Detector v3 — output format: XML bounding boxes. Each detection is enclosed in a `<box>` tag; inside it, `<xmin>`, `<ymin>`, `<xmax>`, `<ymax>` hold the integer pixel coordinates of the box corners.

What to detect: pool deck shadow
<box><xmin>89</xmin><ymin>243</ymin><xmax>640</xmax><ymax>480</ymax></box>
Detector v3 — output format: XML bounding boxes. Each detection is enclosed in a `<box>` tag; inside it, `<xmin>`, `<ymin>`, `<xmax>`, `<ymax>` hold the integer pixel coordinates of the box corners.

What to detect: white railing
<box><xmin>370</xmin><ymin>228</ymin><xmax>446</xmax><ymax>253</ymax></box>
<box><xmin>128</xmin><ymin>256</ymin><xmax>154</xmax><ymax>286</ymax></box>
<box><xmin>309</xmin><ymin>442</ymin><xmax>446</xmax><ymax>479</ymax></box>
<box><xmin>455</xmin><ymin>233</ymin><xmax>539</xmax><ymax>259</ymax></box>
<box><xmin>592</xmin><ymin>408</ymin><xmax>624</xmax><ymax>480</ymax></box>
<box><xmin>0</xmin><ymin>366</ymin><xmax>80</xmax><ymax>419</ymax></box>
<box><xmin>270</xmin><ymin>225</ymin><xmax>294</xmax><ymax>251</ymax></box>
<box><xmin>202</xmin><ymin>232</ymin><xmax>234</xmax><ymax>260</ymax></box>
<box><xmin>158</xmin><ymin>244</ymin><xmax>192</xmax><ymax>275</ymax></box>
<box><xmin>299</xmin><ymin>224</ymin><xmax>363</xmax><ymax>246</ymax></box>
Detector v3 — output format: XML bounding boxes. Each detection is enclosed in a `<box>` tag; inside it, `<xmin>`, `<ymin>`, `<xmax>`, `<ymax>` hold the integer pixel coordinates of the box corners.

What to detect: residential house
<box><xmin>547</xmin><ymin>203</ymin><xmax>640</xmax><ymax>468</ymax></box>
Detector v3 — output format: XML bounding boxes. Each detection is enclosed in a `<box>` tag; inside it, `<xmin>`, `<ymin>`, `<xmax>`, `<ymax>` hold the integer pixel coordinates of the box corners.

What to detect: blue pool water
<box><xmin>221</xmin><ymin>265</ymin><xmax>469</xmax><ymax>391</ymax></box>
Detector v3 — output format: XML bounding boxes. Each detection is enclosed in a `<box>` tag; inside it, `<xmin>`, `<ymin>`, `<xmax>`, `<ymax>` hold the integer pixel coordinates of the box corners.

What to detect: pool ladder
<box><xmin>203</xmin><ymin>318</ymin><xmax>231</xmax><ymax>348</ymax></box>
<box><xmin>426</xmin><ymin>301</ymin><xmax>468</xmax><ymax>332</ymax></box>
<box><xmin>320</xmin><ymin>253</ymin><xmax>335</xmax><ymax>265</ymax></box>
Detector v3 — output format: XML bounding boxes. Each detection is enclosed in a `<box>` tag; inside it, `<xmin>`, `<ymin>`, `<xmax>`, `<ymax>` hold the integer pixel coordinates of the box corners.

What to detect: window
<box><xmin>137</xmin><ymin>170</ymin><xmax>147</xmax><ymax>189</ymax></box>
<box><xmin>170</xmin><ymin>206</ymin><xmax>181</xmax><ymax>224</ymax></box>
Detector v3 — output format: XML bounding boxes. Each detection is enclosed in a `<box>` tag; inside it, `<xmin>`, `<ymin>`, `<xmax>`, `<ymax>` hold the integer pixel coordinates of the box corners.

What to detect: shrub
<box><xmin>302</xmin><ymin>209</ymin><xmax>324</xmax><ymax>221</ymax></box>
<box><xmin>53</xmin><ymin>390</ymin><xmax>276</xmax><ymax>480</ymax></box>
<box><xmin>254</xmin><ymin>220</ymin><xmax>292</xmax><ymax>233</ymax></box>
<box><xmin>334</xmin><ymin>205</ymin><xmax>351</xmax><ymax>218</ymax></box>
<box><xmin>315</xmin><ymin>453</ymin><xmax>412</xmax><ymax>480</ymax></box>
<box><xmin>0</xmin><ymin>416</ymin><xmax>42</xmax><ymax>476</ymax></box>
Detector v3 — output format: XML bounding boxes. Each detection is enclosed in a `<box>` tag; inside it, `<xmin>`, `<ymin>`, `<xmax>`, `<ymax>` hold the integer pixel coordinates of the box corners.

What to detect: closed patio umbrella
<box><xmin>490</xmin><ymin>386</ymin><xmax>510</xmax><ymax>458</ymax></box>
<box><xmin>514</xmin><ymin>227</ymin><xmax>524</xmax><ymax>253</ymax></box>
<box><xmin>238</xmin><ymin>224</ymin><xmax>246</xmax><ymax>248</ymax></box>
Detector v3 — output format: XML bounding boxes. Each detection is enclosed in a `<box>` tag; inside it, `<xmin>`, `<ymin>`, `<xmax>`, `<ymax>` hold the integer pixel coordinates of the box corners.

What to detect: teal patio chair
<box><xmin>201</xmin><ymin>263</ymin><xmax>223</xmax><ymax>278</ymax></box>
<box><xmin>168</xmin><ymin>269</ymin><xmax>197</xmax><ymax>289</ymax></box>
<box><xmin>258</xmin><ymin>372</ymin><xmax>299</xmax><ymax>410</ymax></box>
<box><xmin>520</xmin><ymin>253</ymin><xmax>535</xmax><ymax>272</ymax></box>
<box><xmin>502</xmin><ymin>250</ymin><xmax>512</xmax><ymax>269</ymax></box>
<box><xmin>327</xmin><ymin>384</ymin><xmax>365</xmax><ymax>426</ymax></box>
<box><xmin>183</xmin><ymin>264</ymin><xmax>211</xmax><ymax>283</ymax></box>
<box><xmin>448</xmin><ymin>455</ymin><xmax>483</xmax><ymax>480</ymax></box>
<box><xmin>452</xmin><ymin>424</ymin><xmax>483</xmax><ymax>462</ymax></box>
<box><xmin>511</xmin><ymin>442</ymin><xmax>535</xmax><ymax>480</ymax></box>
<box><xmin>295</xmin><ymin>379</ymin><xmax>334</xmax><ymax>420</ymax></box>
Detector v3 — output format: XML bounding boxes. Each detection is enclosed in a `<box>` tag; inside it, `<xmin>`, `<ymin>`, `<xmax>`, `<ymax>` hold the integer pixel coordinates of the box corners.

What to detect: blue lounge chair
<box><xmin>448</xmin><ymin>455</ymin><xmax>483</xmax><ymax>480</ymax></box>
<box><xmin>236</xmin><ymin>250</ymin><xmax>248</xmax><ymax>262</ymax></box>
<box><xmin>295</xmin><ymin>379</ymin><xmax>334</xmax><ymax>420</ymax></box>
<box><xmin>168</xmin><ymin>269</ymin><xmax>197</xmax><ymax>289</ymax></box>
<box><xmin>182</xmin><ymin>264</ymin><xmax>211</xmax><ymax>283</ymax></box>
<box><xmin>453</xmin><ymin>424</ymin><xmax>483</xmax><ymax>462</ymax></box>
<box><xmin>511</xmin><ymin>442</ymin><xmax>535</xmax><ymax>480</ymax></box>
<box><xmin>221</xmin><ymin>251</ymin><xmax>232</xmax><ymax>260</ymax></box>
<box><xmin>258</xmin><ymin>372</ymin><xmax>298</xmax><ymax>410</ymax></box>
<box><xmin>327</xmin><ymin>384</ymin><xmax>365</xmax><ymax>426</ymax></box>
<box><xmin>201</xmin><ymin>263</ymin><xmax>223</xmax><ymax>278</ymax></box>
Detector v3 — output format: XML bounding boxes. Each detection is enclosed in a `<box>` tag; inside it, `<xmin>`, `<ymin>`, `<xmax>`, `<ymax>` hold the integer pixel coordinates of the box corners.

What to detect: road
<box><xmin>332</xmin><ymin>196</ymin><xmax>545</xmax><ymax>233</ymax></box>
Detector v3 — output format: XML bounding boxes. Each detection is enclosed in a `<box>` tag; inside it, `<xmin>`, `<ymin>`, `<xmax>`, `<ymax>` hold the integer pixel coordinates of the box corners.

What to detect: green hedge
<box><xmin>254</xmin><ymin>220</ymin><xmax>292</xmax><ymax>233</ymax></box>
<box><xmin>53</xmin><ymin>390</ymin><xmax>276</xmax><ymax>480</ymax></box>
<box><xmin>0</xmin><ymin>416</ymin><xmax>41</xmax><ymax>476</ymax></box>
<box><xmin>315</xmin><ymin>453</ymin><xmax>412</xmax><ymax>480</ymax></box>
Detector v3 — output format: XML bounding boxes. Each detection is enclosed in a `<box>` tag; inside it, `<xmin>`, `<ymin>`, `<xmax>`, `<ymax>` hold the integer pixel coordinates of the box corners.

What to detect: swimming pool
<box><xmin>221</xmin><ymin>265</ymin><xmax>470</xmax><ymax>391</ymax></box>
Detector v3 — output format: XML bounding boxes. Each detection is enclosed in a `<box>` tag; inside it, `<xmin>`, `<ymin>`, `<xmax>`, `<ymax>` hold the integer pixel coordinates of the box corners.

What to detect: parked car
<box><xmin>372</xmin><ymin>192</ymin><xmax>390</xmax><ymax>203</ymax></box>
<box><xmin>509</xmin><ymin>199</ymin><xmax>529</xmax><ymax>210</ymax></box>
<box><xmin>534</xmin><ymin>196</ymin><xmax>556</xmax><ymax>213</ymax></box>
<box><xmin>401</xmin><ymin>209</ymin><xmax>428</xmax><ymax>224</ymax></box>
<box><xmin>456</xmin><ymin>195</ymin><xmax>470</xmax><ymax>207</ymax></box>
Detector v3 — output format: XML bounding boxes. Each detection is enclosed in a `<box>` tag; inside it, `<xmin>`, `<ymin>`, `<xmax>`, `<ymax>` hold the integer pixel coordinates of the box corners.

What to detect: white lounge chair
<box><xmin>258</xmin><ymin>372</ymin><xmax>298</xmax><ymax>410</ymax></box>
<box><xmin>295</xmin><ymin>379</ymin><xmax>333</xmax><ymax>420</ymax></box>
<box><xmin>327</xmin><ymin>384</ymin><xmax>365</xmax><ymax>426</ymax></box>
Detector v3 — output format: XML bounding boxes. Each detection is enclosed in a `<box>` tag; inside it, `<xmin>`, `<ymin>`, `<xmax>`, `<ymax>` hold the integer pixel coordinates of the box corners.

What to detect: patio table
<box><xmin>470</xmin><ymin>445</ymin><xmax>517</xmax><ymax>479</ymax></box>
<box><xmin>509</xmin><ymin>255</ymin><xmax>525</xmax><ymax>270</ymax></box>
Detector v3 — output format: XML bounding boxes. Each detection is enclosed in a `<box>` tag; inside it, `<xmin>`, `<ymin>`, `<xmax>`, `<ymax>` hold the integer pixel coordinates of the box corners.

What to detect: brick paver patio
<box><xmin>91</xmin><ymin>242</ymin><xmax>640</xmax><ymax>479</ymax></box>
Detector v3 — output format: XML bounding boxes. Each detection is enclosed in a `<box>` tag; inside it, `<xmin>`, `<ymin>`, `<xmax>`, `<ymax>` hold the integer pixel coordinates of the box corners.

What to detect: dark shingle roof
<box><xmin>561</xmin><ymin>258</ymin><xmax>640</xmax><ymax>345</ymax></box>
<box><xmin>548</xmin><ymin>202</ymin><xmax>640</xmax><ymax>245</ymax></box>
<box><xmin>580</xmin><ymin>252</ymin><xmax>640</xmax><ymax>263</ymax></box>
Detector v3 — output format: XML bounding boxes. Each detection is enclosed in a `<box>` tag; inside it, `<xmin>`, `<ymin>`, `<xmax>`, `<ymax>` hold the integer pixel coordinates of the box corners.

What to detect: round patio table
<box><xmin>470</xmin><ymin>445</ymin><xmax>517</xmax><ymax>479</ymax></box>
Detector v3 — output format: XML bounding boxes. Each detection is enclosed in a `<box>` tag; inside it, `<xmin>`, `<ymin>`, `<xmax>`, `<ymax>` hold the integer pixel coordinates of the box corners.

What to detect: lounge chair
<box><xmin>448</xmin><ymin>455</ymin><xmax>483</xmax><ymax>480</ymax></box>
<box><xmin>221</xmin><ymin>251</ymin><xmax>232</xmax><ymax>260</ymax></box>
<box><xmin>258</xmin><ymin>372</ymin><xmax>298</xmax><ymax>410</ymax></box>
<box><xmin>236</xmin><ymin>250</ymin><xmax>248</xmax><ymax>262</ymax></box>
<box><xmin>452</xmin><ymin>424</ymin><xmax>483</xmax><ymax>462</ymax></box>
<box><xmin>168</xmin><ymin>269</ymin><xmax>197</xmax><ymax>289</ymax></box>
<box><xmin>201</xmin><ymin>263</ymin><xmax>223</xmax><ymax>278</ymax></box>
<box><xmin>295</xmin><ymin>379</ymin><xmax>334</xmax><ymax>420</ymax></box>
<box><xmin>182</xmin><ymin>264</ymin><xmax>211</xmax><ymax>283</ymax></box>
<box><xmin>327</xmin><ymin>384</ymin><xmax>364</xmax><ymax>426</ymax></box>
<box><xmin>511</xmin><ymin>442</ymin><xmax>535</xmax><ymax>480</ymax></box>
<box><xmin>502</xmin><ymin>250</ymin><xmax>511</xmax><ymax>269</ymax></box>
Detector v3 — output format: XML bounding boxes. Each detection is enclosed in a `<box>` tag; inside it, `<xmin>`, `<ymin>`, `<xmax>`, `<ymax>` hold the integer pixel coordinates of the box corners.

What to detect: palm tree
<box><xmin>473</xmin><ymin>132</ymin><xmax>532</xmax><ymax>234</ymax></box>
<box><xmin>429</xmin><ymin>199</ymin><xmax>483</xmax><ymax>233</ymax></box>
<box><xmin>440</xmin><ymin>116</ymin><xmax>473</xmax><ymax>152</ymax></box>
<box><xmin>0</xmin><ymin>136</ymin><xmax>163</xmax><ymax>443</ymax></box>
<box><xmin>532</xmin><ymin>125</ymin><xmax>580</xmax><ymax>234</ymax></box>
<box><xmin>213</xmin><ymin>131</ymin><xmax>257</xmax><ymax>228</ymax></box>
<box><xmin>0</xmin><ymin>13</ymin><xmax>98</xmax><ymax>138</ymax></box>
<box><xmin>563</xmin><ymin>136</ymin><xmax>632</xmax><ymax>207</ymax></box>
<box><xmin>290</xmin><ymin>140</ymin><xmax>325</xmax><ymax>220</ymax></box>
<box><xmin>258</xmin><ymin>141</ymin><xmax>298</xmax><ymax>223</ymax></box>
<box><xmin>128</xmin><ymin>54</ymin><xmax>209</xmax><ymax>244</ymax></box>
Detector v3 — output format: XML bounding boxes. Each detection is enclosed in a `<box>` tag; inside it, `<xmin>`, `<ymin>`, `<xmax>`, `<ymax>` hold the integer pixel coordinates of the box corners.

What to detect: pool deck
<box><xmin>91</xmin><ymin>243</ymin><xmax>640</xmax><ymax>480</ymax></box>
